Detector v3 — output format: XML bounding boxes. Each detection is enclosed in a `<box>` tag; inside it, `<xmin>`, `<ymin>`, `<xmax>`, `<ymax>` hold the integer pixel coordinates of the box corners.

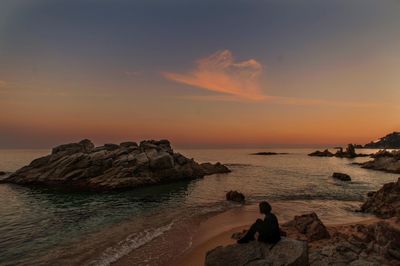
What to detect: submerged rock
<box><xmin>3</xmin><ymin>139</ymin><xmax>230</xmax><ymax>191</ymax></box>
<box><xmin>283</xmin><ymin>212</ymin><xmax>330</xmax><ymax>242</ymax></box>
<box><xmin>332</xmin><ymin>172</ymin><xmax>352</xmax><ymax>181</ymax></box>
<box><xmin>250</xmin><ymin>152</ymin><xmax>289</xmax><ymax>156</ymax></box>
<box><xmin>205</xmin><ymin>238</ymin><xmax>308</xmax><ymax>266</ymax></box>
<box><xmin>226</xmin><ymin>190</ymin><xmax>245</xmax><ymax>203</ymax></box>
<box><xmin>360</xmin><ymin>177</ymin><xmax>400</xmax><ymax>219</ymax></box>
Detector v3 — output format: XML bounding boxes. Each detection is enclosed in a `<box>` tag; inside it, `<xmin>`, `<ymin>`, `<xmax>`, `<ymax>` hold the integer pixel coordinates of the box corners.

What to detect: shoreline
<box><xmin>167</xmin><ymin>202</ymin><xmax>377</xmax><ymax>266</ymax></box>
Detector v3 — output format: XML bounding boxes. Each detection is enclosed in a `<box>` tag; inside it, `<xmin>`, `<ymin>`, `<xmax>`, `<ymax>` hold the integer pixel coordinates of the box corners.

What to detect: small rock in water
<box><xmin>332</xmin><ymin>172</ymin><xmax>351</xmax><ymax>181</ymax></box>
<box><xmin>226</xmin><ymin>190</ymin><xmax>245</xmax><ymax>203</ymax></box>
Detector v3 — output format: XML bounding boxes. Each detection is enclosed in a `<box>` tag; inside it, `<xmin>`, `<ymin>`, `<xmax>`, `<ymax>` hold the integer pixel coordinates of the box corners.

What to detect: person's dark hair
<box><xmin>259</xmin><ymin>201</ymin><xmax>271</xmax><ymax>214</ymax></box>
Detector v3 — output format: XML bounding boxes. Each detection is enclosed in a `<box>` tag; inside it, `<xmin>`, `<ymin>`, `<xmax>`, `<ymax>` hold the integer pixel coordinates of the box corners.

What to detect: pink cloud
<box><xmin>162</xmin><ymin>50</ymin><xmax>266</xmax><ymax>101</ymax></box>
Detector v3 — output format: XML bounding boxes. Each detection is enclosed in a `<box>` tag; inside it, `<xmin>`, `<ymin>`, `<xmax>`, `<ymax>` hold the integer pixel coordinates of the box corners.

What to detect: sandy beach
<box><xmin>169</xmin><ymin>202</ymin><xmax>378</xmax><ymax>266</ymax></box>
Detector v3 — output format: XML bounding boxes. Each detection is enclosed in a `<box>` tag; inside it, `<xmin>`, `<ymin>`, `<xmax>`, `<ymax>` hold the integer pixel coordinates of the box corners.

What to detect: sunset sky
<box><xmin>1</xmin><ymin>0</ymin><xmax>399</xmax><ymax>148</ymax></box>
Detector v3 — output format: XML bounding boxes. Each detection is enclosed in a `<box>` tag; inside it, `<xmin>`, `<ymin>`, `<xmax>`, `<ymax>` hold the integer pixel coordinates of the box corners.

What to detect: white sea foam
<box><xmin>88</xmin><ymin>221</ymin><xmax>174</xmax><ymax>266</ymax></box>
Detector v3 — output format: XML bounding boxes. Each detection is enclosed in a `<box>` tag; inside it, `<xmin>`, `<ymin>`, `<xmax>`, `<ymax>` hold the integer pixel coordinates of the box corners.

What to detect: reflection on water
<box><xmin>0</xmin><ymin>148</ymin><xmax>397</xmax><ymax>265</ymax></box>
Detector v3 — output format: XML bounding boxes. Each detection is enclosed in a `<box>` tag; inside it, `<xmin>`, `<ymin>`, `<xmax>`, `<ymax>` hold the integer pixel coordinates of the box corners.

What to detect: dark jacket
<box><xmin>258</xmin><ymin>213</ymin><xmax>281</xmax><ymax>243</ymax></box>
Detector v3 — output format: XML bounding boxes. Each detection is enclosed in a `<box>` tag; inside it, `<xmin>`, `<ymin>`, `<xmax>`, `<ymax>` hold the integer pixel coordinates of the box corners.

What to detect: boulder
<box><xmin>332</xmin><ymin>172</ymin><xmax>352</xmax><ymax>181</ymax></box>
<box><xmin>308</xmin><ymin>149</ymin><xmax>334</xmax><ymax>157</ymax></box>
<box><xmin>52</xmin><ymin>139</ymin><xmax>94</xmax><ymax>155</ymax></box>
<box><xmin>149</xmin><ymin>152</ymin><xmax>174</xmax><ymax>170</ymax></box>
<box><xmin>360</xmin><ymin>178</ymin><xmax>400</xmax><ymax>219</ymax></box>
<box><xmin>205</xmin><ymin>238</ymin><xmax>308</xmax><ymax>266</ymax></box>
<box><xmin>283</xmin><ymin>212</ymin><xmax>330</xmax><ymax>242</ymax></box>
<box><xmin>226</xmin><ymin>190</ymin><xmax>245</xmax><ymax>203</ymax></box>
<box><xmin>120</xmin><ymin>141</ymin><xmax>138</xmax><ymax>148</ymax></box>
<box><xmin>3</xmin><ymin>139</ymin><xmax>231</xmax><ymax>191</ymax></box>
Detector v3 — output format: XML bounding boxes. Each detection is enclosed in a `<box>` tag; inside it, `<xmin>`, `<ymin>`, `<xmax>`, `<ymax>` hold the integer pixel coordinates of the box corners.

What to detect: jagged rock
<box><xmin>332</xmin><ymin>172</ymin><xmax>352</xmax><ymax>181</ymax></box>
<box><xmin>308</xmin><ymin>149</ymin><xmax>334</xmax><ymax>157</ymax></box>
<box><xmin>226</xmin><ymin>190</ymin><xmax>245</xmax><ymax>203</ymax></box>
<box><xmin>0</xmin><ymin>171</ymin><xmax>6</xmax><ymax>176</ymax></box>
<box><xmin>201</xmin><ymin>162</ymin><xmax>231</xmax><ymax>175</ymax></box>
<box><xmin>360</xmin><ymin>178</ymin><xmax>400</xmax><ymax>219</ymax></box>
<box><xmin>3</xmin><ymin>139</ymin><xmax>230</xmax><ymax>191</ymax></box>
<box><xmin>334</xmin><ymin>144</ymin><xmax>369</xmax><ymax>158</ymax></box>
<box><xmin>205</xmin><ymin>238</ymin><xmax>308</xmax><ymax>266</ymax></box>
<box><xmin>283</xmin><ymin>212</ymin><xmax>330</xmax><ymax>242</ymax></box>
<box><xmin>364</xmin><ymin>132</ymin><xmax>400</xmax><ymax>149</ymax></box>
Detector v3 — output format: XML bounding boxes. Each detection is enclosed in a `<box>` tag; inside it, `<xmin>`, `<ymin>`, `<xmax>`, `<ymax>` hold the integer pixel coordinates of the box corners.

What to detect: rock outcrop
<box><xmin>201</xmin><ymin>162</ymin><xmax>231</xmax><ymax>175</ymax></box>
<box><xmin>361</xmin><ymin>150</ymin><xmax>400</xmax><ymax>174</ymax></box>
<box><xmin>308</xmin><ymin>149</ymin><xmax>334</xmax><ymax>157</ymax></box>
<box><xmin>309</xmin><ymin>144</ymin><xmax>369</xmax><ymax>158</ymax></box>
<box><xmin>3</xmin><ymin>139</ymin><xmax>230</xmax><ymax>191</ymax></box>
<box><xmin>205</xmin><ymin>238</ymin><xmax>308</xmax><ymax>266</ymax></box>
<box><xmin>360</xmin><ymin>178</ymin><xmax>400</xmax><ymax>219</ymax></box>
<box><xmin>309</xmin><ymin>221</ymin><xmax>400</xmax><ymax>265</ymax></box>
<box><xmin>283</xmin><ymin>212</ymin><xmax>330</xmax><ymax>242</ymax></box>
<box><xmin>364</xmin><ymin>132</ymin><xmax>400</xmax><ymax>149</ymax></box>
<box><xmin>332</xmin><ymin>172</ymin><xmax>352</xmax><ymax>181</ymax></box>
<box><xmin>226</xmin><ymin>190</ymin><xmax>245</xmax><ymax>203</ymax></box>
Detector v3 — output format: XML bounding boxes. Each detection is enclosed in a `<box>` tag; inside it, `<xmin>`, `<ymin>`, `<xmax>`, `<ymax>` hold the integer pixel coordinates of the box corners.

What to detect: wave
<box><xmin>88</xmin><ymin>221</ymin><xmax>174</xmax><ymax>266</ymax></box>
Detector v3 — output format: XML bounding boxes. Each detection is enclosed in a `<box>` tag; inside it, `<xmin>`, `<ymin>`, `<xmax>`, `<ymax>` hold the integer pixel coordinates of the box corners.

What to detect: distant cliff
<box><xmin>364</xmin><ymin>132</ymin><xmax>400</xmax><ymax>149</ymax></box>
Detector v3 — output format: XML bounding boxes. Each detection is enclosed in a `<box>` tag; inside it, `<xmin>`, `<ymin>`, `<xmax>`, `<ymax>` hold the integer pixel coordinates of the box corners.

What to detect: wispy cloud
<box><xmin>162</xmin><ymin>50</ymin><xmax>385</xmax><ymax>109</ymax></box>
<box><xmin>162</xmin><ymin>50</ymin><xmax>266</xmax><ymax>101</ymax></box>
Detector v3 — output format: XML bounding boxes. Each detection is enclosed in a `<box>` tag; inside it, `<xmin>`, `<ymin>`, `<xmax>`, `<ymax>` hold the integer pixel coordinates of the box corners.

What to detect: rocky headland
<box><xmin>2</xmin><ymin>139</ymin><xmax>230</xmax><ymax>191</ymax></box>
<box><xmin>364</xmin><ymin>132</ymin><xmax>400</xmax><ymax>149</ymax></box>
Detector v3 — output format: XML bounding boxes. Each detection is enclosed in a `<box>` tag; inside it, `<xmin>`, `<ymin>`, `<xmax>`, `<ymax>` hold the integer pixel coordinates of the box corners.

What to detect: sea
<box><xmin>0</xmin><ymin>148</ymin><xmax>398</xmax><ymax>266</ymax></box>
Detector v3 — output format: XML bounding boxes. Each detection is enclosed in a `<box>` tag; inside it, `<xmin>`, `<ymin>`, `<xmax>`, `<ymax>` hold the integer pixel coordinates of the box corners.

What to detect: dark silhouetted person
<box><xmin>237</xmin><ymin>201</ymin><xmax>281</xmax><ymax>244</ymax></box>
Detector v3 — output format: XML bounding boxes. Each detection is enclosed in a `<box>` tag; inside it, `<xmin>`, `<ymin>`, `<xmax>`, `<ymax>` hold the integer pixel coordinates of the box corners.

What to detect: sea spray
<box><xmin>88</xmin><ymin>221</ymin><xmax>175</xmax><ymax>266</ymax></box>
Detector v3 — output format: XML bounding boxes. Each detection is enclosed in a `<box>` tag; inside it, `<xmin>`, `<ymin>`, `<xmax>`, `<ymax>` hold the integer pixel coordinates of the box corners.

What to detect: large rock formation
<box><xmin>361</xmin><ymin>150</ymin><xmax>400</xmax><ymax>174</ymax></box>
<box><xmin>2</xmin><ymin>139</ymin><xmax>230</xmax><ymax>191</ymax></box>
<box><xmin>360</xmin><ymin>178</ymin><xmax>400</xmax><ymax>219</ymax></box>
<box><xmin>364</xmin><ymin>132</ymin><xmax>400</xmax><ymax>149</ymax></box>
<box><xmin>282</xmin><ymin>212</ymin><xmax>330</xmax><ymax>242</ymax></box>
<box><xmin>205</xmin><ymin>238</ymin><xmax>308</xmax><ymax>266</ymax></box>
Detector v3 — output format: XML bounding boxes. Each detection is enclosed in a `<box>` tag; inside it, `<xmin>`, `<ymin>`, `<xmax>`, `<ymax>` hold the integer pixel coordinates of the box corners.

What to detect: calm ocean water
<box><xmin>0</xmin><ymin>148</ymin><xmax>398</xmax><ymax>265</ymax></box>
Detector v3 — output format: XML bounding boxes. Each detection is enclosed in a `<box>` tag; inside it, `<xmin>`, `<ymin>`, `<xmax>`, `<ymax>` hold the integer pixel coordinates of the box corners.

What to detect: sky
<box><xmin>0</xmin><ymin>0</ymin><xmax>399</xmax><ymax>148</ymax></box>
